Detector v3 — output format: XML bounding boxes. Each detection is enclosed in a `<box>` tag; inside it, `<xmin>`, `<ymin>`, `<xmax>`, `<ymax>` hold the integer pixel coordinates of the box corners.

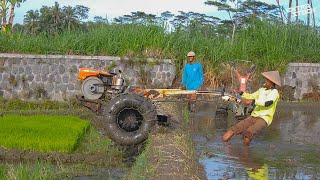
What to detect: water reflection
<box><xmin>276</xmin><ymin>110</ymin><xmax>320</xmax><ymax>145</ymax></box>
<box><xmin>224</xmin><ymin>145</ymin><xmax>269</xmax><ymax>180</ymax></box>
<box><xmin>192</xmin><ymin>102</ymin><xmax>320</xmax><ymax>180</ymax></box>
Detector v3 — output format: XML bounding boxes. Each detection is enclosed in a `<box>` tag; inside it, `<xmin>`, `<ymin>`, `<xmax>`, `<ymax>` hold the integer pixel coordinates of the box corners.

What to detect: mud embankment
<box><xmin>127</xmin><ymin>102</ymin><xmax>206</xmax><ymax>179</ymax></box>
<box><xmin>0</xmin><ymin>147</ymin><xmax>120</xmax><ymax>166</ymax></box>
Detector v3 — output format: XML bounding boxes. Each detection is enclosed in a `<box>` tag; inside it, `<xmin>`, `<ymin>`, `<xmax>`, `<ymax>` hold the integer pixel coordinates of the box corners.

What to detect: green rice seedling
<box><xmin>0</xmin><ymin>115</ymin><xmax>90</xmax><ymax>153</ymax></box>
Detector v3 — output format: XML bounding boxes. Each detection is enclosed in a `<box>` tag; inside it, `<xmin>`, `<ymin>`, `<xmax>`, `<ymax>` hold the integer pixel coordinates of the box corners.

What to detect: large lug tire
<box><xmin>102</xmin><ymin>93</ymin><xmax>157</xmax><ymax>146</ymax></box>
<box><xmin>81</xmin><ymin>77</ymin><xmax>104</xmax><ymax>100</ymax></box>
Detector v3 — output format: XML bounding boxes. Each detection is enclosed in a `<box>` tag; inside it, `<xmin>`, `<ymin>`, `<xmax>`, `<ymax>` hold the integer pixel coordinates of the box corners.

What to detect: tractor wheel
<box><xmin>102</xmin><ymin>93</ymin><xmax>157</xmax><ymax>145</ymax></box>
<box><xmin>81</xmin><ymin>77</ymin><xmax>104</xmax><ymax>100</ymax></box>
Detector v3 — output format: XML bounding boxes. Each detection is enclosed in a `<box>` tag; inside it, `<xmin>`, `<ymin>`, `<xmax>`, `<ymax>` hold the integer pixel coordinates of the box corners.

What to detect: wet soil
<box><xmin>137</xmin><ymin>101</ymin><xmax>206</xmax><ymax>180</ymax></box>
<box><xmin>0</xmin><ymin>147</ymin><xmax>120</xmax><ymax>166</ymax></box>
<box><xmin>191</xmin><ymin>101</ymin><xmax>320</xmax><ymax>179</ymax></box>
<box><xmin>146</xmin><ymin>130</ymin><xmax>206</xmax><ymax>180</ymax></box>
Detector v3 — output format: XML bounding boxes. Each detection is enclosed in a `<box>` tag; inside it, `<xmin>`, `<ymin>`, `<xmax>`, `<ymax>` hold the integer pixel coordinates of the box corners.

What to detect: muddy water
<box><xmin>191</xmin><ymin>102</ymin><xmax>320</xmax><ymax>180</ymax></box>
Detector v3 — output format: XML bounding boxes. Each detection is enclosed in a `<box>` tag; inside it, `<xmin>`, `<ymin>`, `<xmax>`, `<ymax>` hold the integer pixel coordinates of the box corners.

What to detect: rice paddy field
<box><xmin>0</xmin><ymin>99</ymin><xmax>125</xmax><ymax>179</ymax></box>
<box><xmin>0</xmin><ymin>115</ymin><xmax>90</xmax><ymax>153</ymax></box>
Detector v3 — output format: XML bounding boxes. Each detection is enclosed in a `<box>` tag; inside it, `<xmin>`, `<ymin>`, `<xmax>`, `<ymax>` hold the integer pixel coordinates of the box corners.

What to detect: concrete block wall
<box><xmin>282</xmin><ymin>63</ymin><xmax>320</xmax><ymax>100</ymax></box>
<box><xmin>0</xmin><ymin>53</ymin><xmax>176</xmax><ymax>101</ymax></box>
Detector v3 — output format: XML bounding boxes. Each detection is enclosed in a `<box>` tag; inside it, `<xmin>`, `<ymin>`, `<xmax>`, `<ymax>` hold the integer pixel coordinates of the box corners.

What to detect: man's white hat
<box><xmin>187</xmin><ymin>51</ymin><xmax>195</xmax><ymax>57</ymax></box>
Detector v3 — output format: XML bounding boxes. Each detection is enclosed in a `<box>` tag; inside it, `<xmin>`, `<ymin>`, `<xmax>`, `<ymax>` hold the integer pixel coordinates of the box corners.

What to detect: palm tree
<box><xmin>288</xmin><ymin>0</ymin><xmax>292</xmax><ymax>24</ymax></box>
<box><xmin>276</xmin><ymin>0</ymin><xmax>284</xmax><ymax>23</ymax></box>
<box><xmin>23</xmin><ymin>9</ymin><xmax>40</xmax><ymax>34</ymax></box>
<box><xmin>307</xmin><ymin>0</ymin><xmax>310</xmax><ymax>26</ymax></box>
<box><xmin>8</xmin><ymin>0</ymin><xmax>26</xmax><ymax>32</ymax></box>
<box><xmin>62</xmin><ymin>6</ymin><xmax>79</xmax><ymax>31</ymax></box>
<box><xmin>310</xmin><ymin>0</ymin><xmax>315</xmax><ymax>29</ymax></box>
<box><xmin>295</xmin><ymin>0</ymin><xmax>299</xmax><ymax>24</ymax></box>
<box><xmin>39</xmin><ymin>5</ymin><xmax>53</xmax><ymax>33</ymax></box>
<box><xmin>51</xmin><ymin>2</ymin><xmax>63</xmax><ymax>33</ymax></box>
<box><xmin>0</xmin><ymin>0</ymin><xmax>9</xmax><ymax>32</ymax></box>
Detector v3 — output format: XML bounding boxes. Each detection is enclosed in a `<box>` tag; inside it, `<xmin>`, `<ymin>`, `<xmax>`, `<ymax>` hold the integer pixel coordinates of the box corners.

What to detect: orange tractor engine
<box><xmin>78</xmin><ymin>68</ymin><xmax>125</xmax><ymax>100</ymax></box>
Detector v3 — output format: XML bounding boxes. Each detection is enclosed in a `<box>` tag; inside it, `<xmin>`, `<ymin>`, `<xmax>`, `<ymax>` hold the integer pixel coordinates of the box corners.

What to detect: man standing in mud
<box><xmin>181</xmin><ymin>51</ymin><xmax>204</xmax><ymax>112</ymax></box>
<box><xmin>222</xmin><ymin>71</ymin><xmax>281</xmax><ymax>146</ymax></box>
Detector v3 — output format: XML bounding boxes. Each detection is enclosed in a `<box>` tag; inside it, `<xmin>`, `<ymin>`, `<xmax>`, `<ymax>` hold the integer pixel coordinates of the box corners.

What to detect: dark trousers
<box><xmin>187</xmin><ymin>94</ymin><xmax>197</xmax><ymax>112</ymax></box>
<box><xmin>230</xmin><ymin>116</ymin><xmax>267</xmax><ymax>139</ymax></box>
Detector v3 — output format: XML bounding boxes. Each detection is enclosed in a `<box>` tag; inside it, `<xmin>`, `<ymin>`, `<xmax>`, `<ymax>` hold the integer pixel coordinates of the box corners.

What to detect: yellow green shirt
<box><xmin>242</xmin><ymin>88</ymin><xmax>279</xmax><ymax>126</ymax></box>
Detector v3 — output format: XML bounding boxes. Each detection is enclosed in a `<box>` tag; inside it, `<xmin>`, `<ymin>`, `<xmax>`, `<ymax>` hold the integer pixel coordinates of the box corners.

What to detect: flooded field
<box><xmin>191</xmin><ymin>102</ymin><xmax>320</xmax><ymax>179</ymax></box>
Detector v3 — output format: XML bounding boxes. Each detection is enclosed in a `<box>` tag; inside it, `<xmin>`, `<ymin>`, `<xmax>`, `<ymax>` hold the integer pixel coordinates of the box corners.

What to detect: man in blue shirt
<box><xmin>181</xmin><ymin>51</ymin><xmax>204</xmax><ymax>111</ymax></box>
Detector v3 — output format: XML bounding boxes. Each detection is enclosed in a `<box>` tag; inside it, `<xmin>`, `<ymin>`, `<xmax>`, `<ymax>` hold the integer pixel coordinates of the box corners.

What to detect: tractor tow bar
<box><xmin>78</xmin><ymin>96</ymin><xmax>104</xmax><ymax>115</ymax></box>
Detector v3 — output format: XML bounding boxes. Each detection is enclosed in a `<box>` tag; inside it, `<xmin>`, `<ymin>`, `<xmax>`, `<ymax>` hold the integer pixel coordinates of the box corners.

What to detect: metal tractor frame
<box><xmin>77</xmin><ymin>67</ymin><xmax>240</xmax><ymax>146</ymax></box>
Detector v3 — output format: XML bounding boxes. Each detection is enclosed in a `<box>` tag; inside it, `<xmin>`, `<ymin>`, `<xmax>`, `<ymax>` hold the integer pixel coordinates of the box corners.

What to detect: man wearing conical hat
<box><xmin>223</xmin><ymin>71</ymin><xmax>281</xmax><ymax>146</ymax></box>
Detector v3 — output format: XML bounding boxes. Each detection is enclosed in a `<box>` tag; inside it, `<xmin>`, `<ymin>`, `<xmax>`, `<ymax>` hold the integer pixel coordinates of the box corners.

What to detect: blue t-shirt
<box><xmin>181</xmin><ymin>62</ymin><xmax>204</xmax><ymax>90</ymax></box>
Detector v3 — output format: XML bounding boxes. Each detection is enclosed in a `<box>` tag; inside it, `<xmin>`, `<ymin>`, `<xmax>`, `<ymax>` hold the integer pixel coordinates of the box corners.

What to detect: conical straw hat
<box><xmin>261</xmin><ymin>71</ymin><xmax>281</xmax><ymax>87</ymax></box>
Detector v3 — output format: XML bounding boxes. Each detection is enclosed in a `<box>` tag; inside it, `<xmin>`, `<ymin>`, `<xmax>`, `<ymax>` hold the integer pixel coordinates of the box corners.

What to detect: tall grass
<box><xmin>1</xmin><ymin>21</ymin><xmax>320</xmax><ymax>72</ymax></box>
<box><xmin>0</xmin><ymin>97</ymin><xmax>79</xmax><ymax>111</ymax></box>
<box><xmin>0</xmin><ymin>115</ymin><xmax>90</xmax><ymax>153</ymax></box>
<box><xmin>0</xmin><ymin>162</ymin><xmax>54</xmax><ymax>180</ymax></box>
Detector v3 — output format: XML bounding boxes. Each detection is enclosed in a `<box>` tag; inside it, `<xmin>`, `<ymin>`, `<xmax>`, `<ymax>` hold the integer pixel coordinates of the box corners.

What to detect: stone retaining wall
<box><xmin>0</xmin><ymin>53</ymin><xmax>176</xmax><ymax>101</ymax></box>
<box><xmin>282</xmin><ymin>63</ymin><xmax>320</xmax><ymax>100</ymax></box>
<box><xmin>1</xmin><ymin>54</ymin><xmax>318</xmax><ymax>101</ymax></box>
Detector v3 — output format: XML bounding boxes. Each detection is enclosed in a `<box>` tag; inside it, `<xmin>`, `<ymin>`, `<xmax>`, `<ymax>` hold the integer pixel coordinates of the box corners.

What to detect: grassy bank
<box><xmin>0</xmin><ymin>97</ymin><xmax>79</xmax><ymax>111</ymax></box>
<box><xmin>127</xmin><ymin>139</ymin><xmax>153</xmax><ymax>179</ymax></box>
<box><xmin>1</xmin><ymin>22</ymin><xmax>320</xmax><ymax>72</ymax></box>
<box><xmin>127</xmin><ymin>131</ymin><xmax>204</xmax><ymax>180</ymax></box>
<box><xmin>0</xmin><ymin>161</ymin><xmax>125</xmax><ymax>180</ymax></box>
<box><xmin>0</xmin><ymin>115</ymin><xmax>90</xmax><ymax>152</ymax></box>
<box><xmin>0</xmin><ymin>161</ymin><xmax>55</xmax><ymax>180</ymax></box>
<box><xmin>127</xmin><ymin>104</ymin><xmax>205</xmax><ymax>179</ymax></box>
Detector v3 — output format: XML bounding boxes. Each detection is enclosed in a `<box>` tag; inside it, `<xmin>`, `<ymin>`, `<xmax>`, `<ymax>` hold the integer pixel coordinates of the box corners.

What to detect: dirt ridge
<box><xmin>0</xmin><ymin>147</ymin><xmax>119</xmax><ymax>166</ymax></box>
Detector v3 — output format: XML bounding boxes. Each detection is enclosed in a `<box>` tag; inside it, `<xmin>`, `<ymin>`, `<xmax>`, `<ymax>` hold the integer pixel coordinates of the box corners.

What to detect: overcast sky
<box><xmin>14</xmin><ymin>0</ymin><xmax>319</xmax><ymax>24</ymax></box>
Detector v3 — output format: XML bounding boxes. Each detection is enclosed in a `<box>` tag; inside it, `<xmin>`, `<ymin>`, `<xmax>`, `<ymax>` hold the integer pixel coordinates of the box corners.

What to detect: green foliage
<box><xmin>0</xmin><ymin>160</ymin><xmax>125</xmax><ymax>179</ymax></box>
<box><xmin>0</xmin><ymin>115</ymin><xmax>90</xmax><ymax>152</ymax></box>
<box><xmin>22</xmin><ymin>2</ymin><xmax>89</xmax><ymax>34</ymax></box>
<box><xmin>0</xmin><ymin>161</ymin><xmax>54</xmax><ymax>180</ymax></box>
<box><xmin>127</xmin><ymin>138</ymin><xmax>153</xmax><ymax>180</ymax></box>
<box><xmin>3</xmin><ymin>0</ymin><xmax>320</xmax><ymax>76</ymax></box>
<box><xmin>128</xmin><ymin>151</ymin><xmax>148</xmax><ymax>180</ymax></box>
<box><xmin>1</xmin><ymin>21</ymin><xmax>320</xmax><ymax>74</ymax></box>
<box><xmin>75</xmin><ymin>127</ymin><xmax>123</xmax><ymax>158</ymax></box>
<box><xmin>183</xmin><ymin>105</ymin><xmax>191</xmax><ymax>125</ymax></box>
<box><xmin>0</xmin><ymin>98</ymin><xmax>78</xmax><ymax>111</ymax></box>
<box><xmin>106</xmin><ymin>61</ymin><xmax>117</xmax><ymax>72</ymax></box>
